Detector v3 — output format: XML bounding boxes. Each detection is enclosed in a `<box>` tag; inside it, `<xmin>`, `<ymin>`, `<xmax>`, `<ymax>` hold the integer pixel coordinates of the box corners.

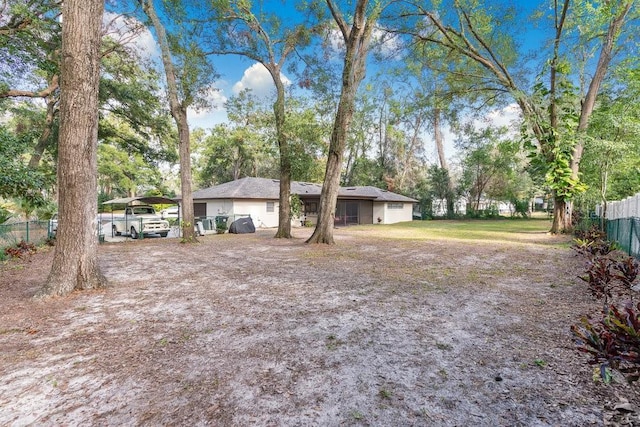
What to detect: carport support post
<box><xmin>139</xmin><ymin>217</ymin><xmax>144</xmax><ymax>240</ymax></box>
<box><xmin>25</xmin><ymin>221</ymin><xmax>30</xmax><ymax>243</ymax></box>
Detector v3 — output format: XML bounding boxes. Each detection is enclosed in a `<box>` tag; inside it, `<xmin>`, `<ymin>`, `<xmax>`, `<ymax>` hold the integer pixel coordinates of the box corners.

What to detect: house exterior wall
<box><xmin>376</xmin><ymin>202</ymin><xmax>414</xmax><ymax>224</ymax></box>
<box><xmin>373</xmin><ymin>203</ymin><xmax>386</xmax><ymax>224</ymax></box>
<box><xmin>196</xmin><ymin>196</ymin><xmax>413</xmax><ymax>228</ymax></box>
<box><xmin>196</xmin><ymin>199</ymin><xmax>281</xmax><ymax>228</ymax></box>
<box><xmin>233</xmin><ymin>199</ymin><xmax>279</xmax><ymax>228</ymax></box>
<box><xmin>204</xmin><ymin>200</ymin><xmax>234</xmax><ymax>217</ymax></box>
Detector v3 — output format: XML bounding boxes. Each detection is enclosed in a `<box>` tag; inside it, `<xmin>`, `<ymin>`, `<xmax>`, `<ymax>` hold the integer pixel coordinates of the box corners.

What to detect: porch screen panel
<box><xmin>359</xmin><ymin>201</ymin><xmax>373</xmax><ymax>224</ymax></box>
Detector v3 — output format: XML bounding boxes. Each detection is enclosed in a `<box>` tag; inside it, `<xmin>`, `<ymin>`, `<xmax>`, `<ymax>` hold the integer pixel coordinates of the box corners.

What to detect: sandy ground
<box><xmin>1</xmin><ymin>225</ymin><xmax>639</xmax><ymax>426</ymax></box>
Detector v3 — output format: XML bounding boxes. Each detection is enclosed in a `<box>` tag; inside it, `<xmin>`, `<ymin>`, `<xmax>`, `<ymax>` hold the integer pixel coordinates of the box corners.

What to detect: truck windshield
<box><xmin>133</xmin><ymin>208</ymin><xmax>154</xmax><ymax>214</ymax></box>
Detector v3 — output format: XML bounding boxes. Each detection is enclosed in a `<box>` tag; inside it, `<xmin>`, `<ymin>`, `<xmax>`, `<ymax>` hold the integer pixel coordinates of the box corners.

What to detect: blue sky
<box><xmin>108</xmin><ymin>1</ymin><xmax>559</xmax><ymax>164</ymax></box>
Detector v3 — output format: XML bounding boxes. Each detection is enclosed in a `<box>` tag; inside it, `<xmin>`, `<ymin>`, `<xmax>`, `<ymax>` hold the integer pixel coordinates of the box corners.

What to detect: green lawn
<box><xmin>351</xmin><ymin>218</ymin><xmax>568</xmax><ymax>246</ymax></box>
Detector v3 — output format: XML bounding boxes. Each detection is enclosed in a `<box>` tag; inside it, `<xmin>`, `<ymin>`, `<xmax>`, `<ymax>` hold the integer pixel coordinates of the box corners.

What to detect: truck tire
<box><xmin>160</xmin><ymin>232</ymin><xmax>168</xmax><ymax>238</ymax></box>
<box><xmin>113</xmin><ymin>225</ymin><xmax>121</xmax><ymax>236</ymax></box>
<box><xmin>130</xmin><ymin>226</ymin><xmax>139</xmax><ymax>239</ymax></box>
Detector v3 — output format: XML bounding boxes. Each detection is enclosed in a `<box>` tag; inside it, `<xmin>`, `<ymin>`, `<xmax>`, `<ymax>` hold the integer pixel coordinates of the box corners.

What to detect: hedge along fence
<box><xmin>0</xmin><ymin>221</ymin><xmax>53</xmax><ymax>249</ymax></box>
<box><xmin>596</xmin><ymin>192</ymin><xmax>640</xmax><ymax>259</ymax></box>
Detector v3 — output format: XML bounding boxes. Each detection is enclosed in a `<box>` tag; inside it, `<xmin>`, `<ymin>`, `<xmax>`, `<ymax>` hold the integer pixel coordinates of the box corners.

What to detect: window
<box><xmin>266</xmin><ymin>201</ymin><xmax>275</xmax><ymax>213</ymax></box>
<box><xmin>305</xmin><ymin>202</ymin><xmax>318</xmax><ymax>214</ymax></box>
<box><xmin>387</xmin><ymin>203</ymin><xmax>404</xmax><ymax>210</ymax></box>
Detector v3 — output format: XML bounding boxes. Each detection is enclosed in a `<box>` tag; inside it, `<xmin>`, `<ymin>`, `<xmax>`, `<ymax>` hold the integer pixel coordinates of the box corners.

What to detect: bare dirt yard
<box><xmin>1</xmin><ymin>224</ymin><xmax>639</xmax><ymax>426</ymax></box>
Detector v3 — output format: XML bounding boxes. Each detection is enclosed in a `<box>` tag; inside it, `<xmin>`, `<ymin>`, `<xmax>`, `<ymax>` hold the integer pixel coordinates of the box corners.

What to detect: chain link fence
<box><xmin>606</xmin><ymin>217</ymin><xmax>640</xmax><ymax>259</ymax></box>
<box><xmin>0</xmin><ymin>221</ymin><xmax>54</xmax><ymax>249</ymax></box>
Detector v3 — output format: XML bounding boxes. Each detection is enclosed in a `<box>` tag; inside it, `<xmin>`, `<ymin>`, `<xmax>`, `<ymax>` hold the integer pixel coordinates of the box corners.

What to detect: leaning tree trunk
<box><xmin>141</xmin><ymin>0</ymin><xmax>197</xmax><ymax>242</ymax></box>
<box><xmin>38</xmin><ymin>0</ymin><xmax>106</xmax><ymax>297</ymax></box>
<box><xmin>306</xmin><ymin>0</ymin><xmax>375</xmax><ymax>245</ymax></box>
<box><xmin>272</xmin><ymin>71</ymin><xmax>292</xmax><ymax>239</ymax></box>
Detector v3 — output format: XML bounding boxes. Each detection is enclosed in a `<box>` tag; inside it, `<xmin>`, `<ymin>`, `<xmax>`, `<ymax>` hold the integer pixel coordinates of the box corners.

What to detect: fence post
<box><xmin>25</xmin><ymin>221</ymin><xmax>29</xmax><ymax>243</ymax></box>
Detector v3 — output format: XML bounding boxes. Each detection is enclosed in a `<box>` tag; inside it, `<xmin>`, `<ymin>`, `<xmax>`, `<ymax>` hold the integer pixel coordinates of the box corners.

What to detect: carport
<box><xmin>102</xmin><ymin>196</ymin><xmax>179</xmax><ymax>239</ymax></box>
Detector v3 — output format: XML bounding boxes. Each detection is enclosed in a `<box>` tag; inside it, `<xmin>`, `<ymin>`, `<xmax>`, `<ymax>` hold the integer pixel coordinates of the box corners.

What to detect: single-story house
<box><xmin>189</xmin><ymin>177</ymin><xmax>417</xmax><ymax>228</ymax></box>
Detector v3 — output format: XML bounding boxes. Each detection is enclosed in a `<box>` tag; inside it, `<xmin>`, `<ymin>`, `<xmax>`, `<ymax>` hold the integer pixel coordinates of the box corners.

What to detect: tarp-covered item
<box><xmin>229</xmin><ymin>216</ymin><xmax>255</xmax><ymax>234</ymax></box>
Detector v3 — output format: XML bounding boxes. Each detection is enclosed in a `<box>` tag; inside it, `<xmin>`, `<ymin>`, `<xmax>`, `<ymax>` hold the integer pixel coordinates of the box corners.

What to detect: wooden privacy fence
<box><xmin>596</xmin><ymin>192</ymin><xmax>640</xmax><ymax>258</ymax></box>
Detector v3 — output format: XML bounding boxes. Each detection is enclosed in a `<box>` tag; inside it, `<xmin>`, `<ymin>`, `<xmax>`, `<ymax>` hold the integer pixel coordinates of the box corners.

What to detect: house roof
<box><xmin>190</xmin><ymin>177</ymin><xmax>417</xmax><ymax>203</ymax></box>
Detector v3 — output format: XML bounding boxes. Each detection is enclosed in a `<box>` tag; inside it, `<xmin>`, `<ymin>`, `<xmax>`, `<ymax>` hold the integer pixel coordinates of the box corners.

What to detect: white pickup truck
<box><xmin>111</xmin><ymin>205</ymin><xmax>170</xmax><ymax>239</ymax></box>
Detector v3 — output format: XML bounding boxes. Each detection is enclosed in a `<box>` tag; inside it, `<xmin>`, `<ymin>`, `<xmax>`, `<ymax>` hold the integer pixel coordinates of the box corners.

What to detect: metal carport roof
<box><xmin>102</xmin><ymin>196</ymin><xmax>178</xmax><ymax>206</ymax></box>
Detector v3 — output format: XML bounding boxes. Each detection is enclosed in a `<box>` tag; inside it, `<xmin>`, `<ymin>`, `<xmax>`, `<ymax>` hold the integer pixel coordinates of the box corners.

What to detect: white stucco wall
<box><xmin>373</xmin><ymin>203</ymin><xmax>385</xmax><ymax>224</ymax></box>
<box><xmin>379</xmin><ymin>202</ymin><xmax>414</xmax><ymax>224</ymax></box>
<box><xmin>232</xmin><ymin>200</ymin><xmax>280</xmax><ymax>228</ymax></box>
<box><xmin>206</xmin><ymin>200</ymin><xmax>234</xmax><ymax>217</ymax></box>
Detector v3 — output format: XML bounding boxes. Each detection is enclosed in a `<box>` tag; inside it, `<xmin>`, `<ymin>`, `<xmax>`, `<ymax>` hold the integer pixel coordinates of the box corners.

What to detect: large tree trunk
<box><xmin>551</xmin><ymin>195</ymin><xmax>571</xmax><ymax>234</ymax></box>
<box><xmin>38</xmin><ymin>0</ymin><xmax>106</xmax><ymax>297</ymax></box>
<box><xmin>307</xmin><ymin>0</ymin><xmax>375</xmax><ymax>244</ymax></box>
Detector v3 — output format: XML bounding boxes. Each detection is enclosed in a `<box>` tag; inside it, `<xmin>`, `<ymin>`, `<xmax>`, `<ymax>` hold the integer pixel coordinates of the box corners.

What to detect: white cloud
<box><xmin>484</xmin><ymin>103</ymin><xmax>521</xmax><ymax>128</ymax></box>
<box><xmin>372</xmin><ymin>28</ymin><xmax>404</xmax><ymax>58</ymax></box>
<box><xmin>232</xmin><ymin>63</ymin><xmax>291</xmax><ymax>99</ymax></box>
<box><xmin>324</xmin><ymin>26</ymin><xmax>403</xmax><ymax>59</ymax></box>
<box><xmin>190</xmin><ymin>85</ymin><xmax>227</xmax><ymax>117</ymax></box>
<box><xmin>102</xmin><ymin>12</ymin><xmax>160</xmax><ymax>61</ymax></box>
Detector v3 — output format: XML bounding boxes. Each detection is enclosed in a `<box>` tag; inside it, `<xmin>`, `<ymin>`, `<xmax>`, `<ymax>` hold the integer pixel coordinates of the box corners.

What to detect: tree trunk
<box><xmin>38</xmin><ymin>0</ymin><xmax>106</xmax><ymax>297</ymax></box>
<box><xmin>307</xmin><ymin>83</ymin><xmax>359</xmax><ymax>245</ymax></box>
<box><xmin>550</xmin><ymin>195</ymin><xmax>572</xmax><ymax>234</ymax></box>
<box><xmin>570</xmin><ymin>1</ymin><xmax>633</xmax><ymax>181</ymax></box>
<box><xmin>141</xmin><ymin>0</ymin><xmax>197</xmax><ymax>242</ymax></box>
<box><xmin>176</xmin><ymin>107</ymin><xmax>197</xmax><ymax>242</ymax></box>
<box><xmin>434</xmin><ymin>108</ymin><xmax>448</xmax><ymax>171</ymax></box>
<box><xmin>271</xmin><ymin>69</ymin><xmax>292</xmax><ymax>239</ymax></box>
<box><xmin>28</xmin><ymin>93</ymin><xmax>58</xmax><ymax>169</ymax></box>
<box><xmin>433</xmin><ymin>108</ymin><xmax>455</xmax><ymax>217</ymax></box>
<box><xmin>307</xmin><ymin>0</ymin><xmax>375</xmax><ymax>244</ymax></box>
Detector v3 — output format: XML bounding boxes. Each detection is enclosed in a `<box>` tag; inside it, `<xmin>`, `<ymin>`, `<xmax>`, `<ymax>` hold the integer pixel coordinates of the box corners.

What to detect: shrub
<box><xmin>3</xmin><ymin>240</ymin><xmax>37</xmax><ymax>259</ymax></box>
<box><xmin>571</xmin><ymin>228</ymin><xmax>640</xmax><ymax>381</ymax></box>
<box><xmin>572</xmin><ymin>303</ymin><xmax>640</xmax><ymax>382</ymax></box>
<box><xmin>578</xmin><ymin>254</ymin><xmax>639</xmax><ymax>314</ymax></box>
<box><xmin>572</xmin><ymin>237</ymin><xmax>618</xmax><ymax>259</ymax></box>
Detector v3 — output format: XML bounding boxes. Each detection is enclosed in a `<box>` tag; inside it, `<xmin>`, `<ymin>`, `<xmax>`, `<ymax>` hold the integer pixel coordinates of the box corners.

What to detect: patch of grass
<box><xmin>438</xmin><ymin>368</ymin><xmax>448</xmax><ymax>380</ymax></box>
<box><xmin>350</xmin><ymin>410</ymin><xmax>365</xmax><ymax>420</ymax></box>
<box><xmin>378</xmin><ymin>388</ymin><xmax>392</xmax><ymax>399</ymax></box>
<box><xmin>436</xmin><ymin>342</ymin><xmax>453</xmax><ymax>351</ymax></box>
<box><xmin>534</xmin><ymin>358</ymin><xmax>547</xmax><ymax>368</ymax></box>
<box><xmin>352</xmin><ymin>218</ymin><xmax>564</xmax><ymax>247</ymax></box>
<box><xmin>325</xmin><ymin>334</ymin><xmax>344</xmax><ymax>350</ymax></box>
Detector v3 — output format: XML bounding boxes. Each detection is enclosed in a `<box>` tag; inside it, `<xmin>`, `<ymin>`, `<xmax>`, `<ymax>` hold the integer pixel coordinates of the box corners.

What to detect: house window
<box><xmin>305</xmin><ymin>201</ymin><xmax>318</xmax><ymax>214</ymax></box>
<box><xmin>388</xmin><ymin>203</ymin><xmax>404</xmax><ymax>209</ymax></box>
<box><xmin>266</xmin><ymin>201</ymin><xmax>275</xmax><ymax>213</ymax></box>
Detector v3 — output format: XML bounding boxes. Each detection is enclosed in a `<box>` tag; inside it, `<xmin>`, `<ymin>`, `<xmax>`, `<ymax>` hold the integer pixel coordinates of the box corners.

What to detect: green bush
<box><xmin>571</xmin><ymin>230</ymin><xmax>640</xmax><ymax>382</ymax></box>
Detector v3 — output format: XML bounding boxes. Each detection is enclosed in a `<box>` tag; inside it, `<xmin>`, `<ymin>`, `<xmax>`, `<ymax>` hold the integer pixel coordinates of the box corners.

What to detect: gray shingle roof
<box><xmin>192</xmin><ymin>177</ymin><xmax>417</xmax><ymax>203</ymax></box>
